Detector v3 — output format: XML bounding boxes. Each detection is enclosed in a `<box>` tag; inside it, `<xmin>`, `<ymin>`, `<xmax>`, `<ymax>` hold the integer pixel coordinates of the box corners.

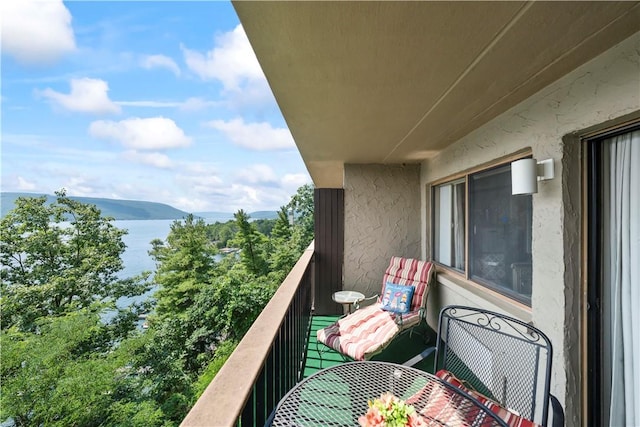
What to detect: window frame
<box><xmin>430</xmin><ymin>152</ymin><xmax>533</xmax><ymax>306</ymax></box>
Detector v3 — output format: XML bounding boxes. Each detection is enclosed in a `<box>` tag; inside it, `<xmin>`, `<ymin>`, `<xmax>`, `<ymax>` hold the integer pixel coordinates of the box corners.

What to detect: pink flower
<box><xmin>407</xmin><ymin>413</ymin><xmax>428</xmax><ymax>427</ymax></box>
<box><xmin>359</xmin><ymin>405</ymin><xmax>385</xmax><ymax>426</ymax></box>
<box><xmin>359</xmin><ymin>393</ymin><xmax>426</xmax><ymax>427</ymax></box>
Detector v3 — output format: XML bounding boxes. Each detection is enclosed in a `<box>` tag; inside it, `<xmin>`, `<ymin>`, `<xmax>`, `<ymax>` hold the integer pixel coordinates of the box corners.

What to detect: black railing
<box><xmin>240</xmin><ymin>252</ymin><xmax>313</xmax><ymax>425</ymax></box>
<box><xmin>181</xmin><ymin>244</ymin><xmax>314</xmax><ymax>427</ymax></box>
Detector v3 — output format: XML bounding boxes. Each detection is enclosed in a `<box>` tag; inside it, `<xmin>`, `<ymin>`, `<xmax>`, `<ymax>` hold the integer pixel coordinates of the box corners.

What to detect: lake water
<box><xmin>110</xmin><ymin>219</ymin><xmax>173</xmax><ymax>310</ymax></box>
<box><xmin>117</xmin><ymin>219</ymin><xmax>174</xmax><ymax>278</ymax></box>
<box><xmin>115</xmin><ymin>218</ymin><xmax>232</xmax><ymax>308</ymax></box>
<box><xmin>117</xmin><ymin>217</ymin><xmax>234</xmax><ymax>277</ymax></box>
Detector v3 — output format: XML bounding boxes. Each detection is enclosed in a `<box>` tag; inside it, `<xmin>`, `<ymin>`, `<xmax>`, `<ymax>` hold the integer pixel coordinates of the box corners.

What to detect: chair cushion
<box><xmin>316</xmin><ymin>305</ymin><xmax>421</xmax><ymax>361</ymax></box>
<box><xmin>434</xmin><ymin>369</ymin><xmax>541</xmax><ymax>427</ymax></box>
<box><xmin>411</xmin><ymin>380</ymin><xmax>490</xmax><ymax>427</ymax></box>
<box><xmin>380</xmin><ymin>282</ymin><xmax>415</xmax><ymax>314</ymax></box>
<box><xmin>382</xmin><ymin>257</ymin><xmax>434</xmax><ymax>312</ymax></box>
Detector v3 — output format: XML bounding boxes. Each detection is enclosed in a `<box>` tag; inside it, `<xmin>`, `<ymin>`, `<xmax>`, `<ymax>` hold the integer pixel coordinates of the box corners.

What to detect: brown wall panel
<box><xmin>314</xmin><ymin>188</ymin><xmax>344</xmax><ymax>315</ymax></box>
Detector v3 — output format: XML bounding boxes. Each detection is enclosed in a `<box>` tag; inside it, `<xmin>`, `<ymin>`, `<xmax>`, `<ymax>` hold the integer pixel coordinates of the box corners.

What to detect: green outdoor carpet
<box><xmin>303</xmin><ymin>315</ymin><xmax>436</xmax><ymax>379</ymax></box>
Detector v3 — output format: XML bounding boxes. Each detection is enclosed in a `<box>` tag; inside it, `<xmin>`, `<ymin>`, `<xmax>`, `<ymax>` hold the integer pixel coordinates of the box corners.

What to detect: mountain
<box><xmin>1</xmin><ymin>192</ymin><xmax>192</xmax><ymax>220</ymax></box>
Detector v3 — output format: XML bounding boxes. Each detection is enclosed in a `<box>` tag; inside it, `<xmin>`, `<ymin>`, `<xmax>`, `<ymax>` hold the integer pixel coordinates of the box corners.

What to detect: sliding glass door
<box><xmin>587</xmin><ymin>126</ymin><xmax>639</xmax><ymax>426</ymax></box>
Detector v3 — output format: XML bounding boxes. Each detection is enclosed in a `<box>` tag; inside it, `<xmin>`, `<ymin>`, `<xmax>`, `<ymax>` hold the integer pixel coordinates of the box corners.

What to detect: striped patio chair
<box><xmin>316</xmin><ymin>256</ymin><xmax>435</xmax><ymax>364</ymax></box>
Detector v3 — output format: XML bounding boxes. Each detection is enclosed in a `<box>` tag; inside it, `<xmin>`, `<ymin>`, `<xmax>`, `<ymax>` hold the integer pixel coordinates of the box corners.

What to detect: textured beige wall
<box><xmin>420</xmin><ymin>32</ymin><xmax>640</xmax><ymax>426</ymax></box>
<box><xmin>343</xmin><ymin>164</ymin><xmax>421</xmax><ymax>300</ymax></box>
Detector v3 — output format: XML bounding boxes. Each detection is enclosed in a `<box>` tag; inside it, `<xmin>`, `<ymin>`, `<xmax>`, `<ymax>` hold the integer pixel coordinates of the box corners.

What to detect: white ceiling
<box><xmin>234</xmin><ymin>1</ymin><xmax>640</xmax><ymax>187</ymax></box>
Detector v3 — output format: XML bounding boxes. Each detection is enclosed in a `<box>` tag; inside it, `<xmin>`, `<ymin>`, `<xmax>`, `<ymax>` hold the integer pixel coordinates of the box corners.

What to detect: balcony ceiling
<box><xmin>233</xmin><ymin>1</ymin><xmax>640</xmax><ymax>187</ymax></box>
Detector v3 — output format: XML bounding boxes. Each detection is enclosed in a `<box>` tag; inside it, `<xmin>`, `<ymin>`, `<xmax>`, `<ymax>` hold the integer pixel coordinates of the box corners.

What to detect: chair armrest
<box><xmin>402</xmin><ymin>346</ymin><xmax>436</xmax><ymax>367</ymax></box>
<box><xmin>549</xmin><ymin>394</ymin><xmax>564</xmax><ymax>427</ymax></box>
<box><xmin>354</xmin><ymin>294</ymin><xmax>378</xmax><ymax>310</ymax></box>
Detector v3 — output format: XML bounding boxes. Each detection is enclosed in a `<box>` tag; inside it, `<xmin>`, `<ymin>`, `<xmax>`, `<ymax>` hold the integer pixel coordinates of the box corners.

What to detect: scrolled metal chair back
<box><xmin>435</xmin><ymin>305</ymin><xmax>553</xmax><ymax>425</ymax></box>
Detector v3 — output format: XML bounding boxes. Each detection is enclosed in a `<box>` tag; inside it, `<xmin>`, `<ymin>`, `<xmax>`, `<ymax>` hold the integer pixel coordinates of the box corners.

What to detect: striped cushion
<box><xmin>435</xmin><ymin>370</ymin><xmax>541</xmax><ymax>427</ymax></box>
<box><xmin>316</xmin><ymin>305</ymin><xmax>422</xmax><ymax>361</ymax></box>
<box><xmin>412</xmin><ymin>380</ymin><xmax>494</xmax><ymax>427</ymax></box>
<box><xmin>317</xmin><ymin>257</ymin><xmax>434</xmax><ymax>361</ymax></box>
<box><xmin>382</xmin><ymin>257</ymin><xmax>435</xmax><ymax>312</ymax></box>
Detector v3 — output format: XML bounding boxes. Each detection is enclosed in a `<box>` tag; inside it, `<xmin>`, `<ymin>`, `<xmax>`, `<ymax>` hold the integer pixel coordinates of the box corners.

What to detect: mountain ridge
<box><xmin>1</xmin><ymin>192</ymin><xmax>192</xmax><ymax>220</ymax></box>
<box><xmin>1</xmin><ymin>192</ymin><xmax>278</xmax><ymax>221</ymax></box>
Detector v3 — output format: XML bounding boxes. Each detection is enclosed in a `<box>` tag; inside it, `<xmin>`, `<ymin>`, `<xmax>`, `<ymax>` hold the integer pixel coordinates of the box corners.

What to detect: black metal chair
<box><xmin>404</xmin><ymin>305</ymin><xmax>565</xmax><ymax>427</ymax></box>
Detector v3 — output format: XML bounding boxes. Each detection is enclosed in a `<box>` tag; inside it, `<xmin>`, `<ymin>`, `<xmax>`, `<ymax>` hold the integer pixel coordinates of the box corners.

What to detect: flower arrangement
<box><xmin>359</xmin><ymin>393</ymin><xmax>427</xmax><ymax>427</ymax></box>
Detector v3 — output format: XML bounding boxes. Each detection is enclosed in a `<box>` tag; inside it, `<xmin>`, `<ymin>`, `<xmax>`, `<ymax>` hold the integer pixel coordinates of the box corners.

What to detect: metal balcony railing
<box><xmin>181</xmin><ymin>244</ymin><xmax>315</xmax><ymax>427</ymax></box>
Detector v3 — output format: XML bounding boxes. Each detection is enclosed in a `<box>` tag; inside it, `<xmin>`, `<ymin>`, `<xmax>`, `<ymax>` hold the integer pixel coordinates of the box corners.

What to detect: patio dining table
<box><xmin>267</xmin><ymin>361</ymin><xmax>508</xmax><ymax>426</ymax></box>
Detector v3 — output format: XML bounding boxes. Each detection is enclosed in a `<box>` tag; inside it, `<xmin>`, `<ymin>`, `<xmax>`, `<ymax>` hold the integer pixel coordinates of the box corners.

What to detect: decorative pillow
<box><xmin>380</xmin><ymin>282</ymin><xmax>415</xmax><ymax>314</ymax></box>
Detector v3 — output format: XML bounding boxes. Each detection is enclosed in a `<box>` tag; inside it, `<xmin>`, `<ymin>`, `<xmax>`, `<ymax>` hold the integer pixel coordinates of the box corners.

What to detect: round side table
<box><xmin>332</xmin><ymin>290</ymin><xmax>365</xmax><ymax>314</ymax></box>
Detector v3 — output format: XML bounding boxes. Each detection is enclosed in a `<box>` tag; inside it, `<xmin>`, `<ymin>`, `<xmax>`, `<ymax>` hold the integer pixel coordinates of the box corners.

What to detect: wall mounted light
<box><xmin>511</xmin><ymin>158</ymin><xmax>554</xmax><ymax>195</ymax></box>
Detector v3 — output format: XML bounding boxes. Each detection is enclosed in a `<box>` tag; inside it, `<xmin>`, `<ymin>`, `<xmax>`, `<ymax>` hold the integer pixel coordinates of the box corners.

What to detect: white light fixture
<box><xmin>511</xmin><ymin>158</ymin><xmax>554</xmax><ymax>195</ymax></box>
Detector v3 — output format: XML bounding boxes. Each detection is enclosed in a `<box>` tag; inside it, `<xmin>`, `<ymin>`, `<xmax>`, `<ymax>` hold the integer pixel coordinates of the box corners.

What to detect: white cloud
<box><xmin>180</xmin><ymin>97</ymin><xmax>219</xmax><ymax>112</ymax></box>
<box><xmin>175</xmin><ymin>173</ymin><xmax>225</xmax><ymax>194</ymax></box>
<box><xmin>235</xmin><ymin>164</ymin><xmax>278</xmax><ymax>185</ymax></box>
<box><xmin>62</xmin><ymin>176</ymin><xmax>96</xmax><ymax>197</ymax></box>
<box><xmin>116</xmin><ymin>100</ymin><xmax>183</xmax><ymax>108</ymax></box>
<box><xmin>206</xmin><ymin>118</ymin><xmax>295</xmax><ymax>151</ymax></box>
<box><xmin>122</xmin><ymin>150</ymin><xmax>174</xmax><ymax>169</ymax></box>
<box><xmin>89</xmin><ymin>117</ymin><xmax>191</xmax><ymax>150</ymax></box>
<box><xmin>181</xmin><ymin>25</ymin><xmax>263</xmax><ymax>90</ymax></box>
<box><xmin>17</xmin><ymin>176</ymin><xmax>37</xmax><ymax>191</ymax></box>
<box><xmin>221</xmin><ymin>183</ymin><xmax>294</xmax><ymax>213</ymax></box>
<box><xmin>1</xmin><ymin>0</ymin><xmax>76</xmax><ymax>65</ymax></box>
<box><xmin>140</xmin><ymin>54</ymin><xmax>181</xmax><ymax>76</ymax></box>
<box><xmin>116</xmin><ymin>97</ymin><xmax>218</xmax><ymax>111</ymax></box>
<box><xmin>282</xmin><ymin>173</ymin><xmax>311</xmax><ymax>190</ymax></box>
<box><xmin>39</xmin><ymin>78</ymin><xmax>121</xmax><ymax>114</ymax></box>
<box><xmin>180</xmin><ymin>25</ymin><xmax>276</xmax><ymax>112</ymax></box>
<box><xmin>173</xmin><ymin>197</ymin><xmax>210</xmax><ymax>213</ymax></box>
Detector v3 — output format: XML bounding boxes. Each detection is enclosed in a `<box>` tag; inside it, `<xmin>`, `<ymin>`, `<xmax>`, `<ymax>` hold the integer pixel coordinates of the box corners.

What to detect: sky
<box><xmin>1</xmin><ymin>0</ymin><xmax>311</xmax><ymax>213</ymax></box>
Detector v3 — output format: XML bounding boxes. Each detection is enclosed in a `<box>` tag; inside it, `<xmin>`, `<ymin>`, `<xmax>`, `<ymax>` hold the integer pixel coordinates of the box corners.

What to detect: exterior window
<box><xmin>433</xmin><ymin>162</ymin><xmax>533</xmax><ymax>305</ymax></box>
<box><xmin>433</xmin><ymin>179</ymin><xmax>465</xmax><ymax>271</ymax></box>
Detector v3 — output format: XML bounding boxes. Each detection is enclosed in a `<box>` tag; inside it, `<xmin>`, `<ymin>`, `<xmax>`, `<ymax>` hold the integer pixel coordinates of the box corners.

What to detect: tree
<box><xmin>267</xmin><ymin>185</ymin><xmax>315</xmax><ymax>279</ymax></box>
<box><xmin>149</xmin><ymin>214</ymin><xmax>218</xmax><ymax>318</ymax></box>
<box><xmin>0</xmin><ymin>191</ymin><xmax>163</xmax><ymax>425</ymax></box>
<box><xmin>0</xmin><ymin>190</ymin><xmax>150</xmax><ymax>331</ymax></box>
<box><xmin>230</xmin><ymin>210</ymin><xmax>269</xmax><ymax>276</ymax></box>
<box><xmin>271</xmin><ymin>207</ymin><xmax>292</xmax><ymax>241</ymax></box>
<box><xmin>0</xmin><ymin>306</ymin><xmax>174</xmax><ymax>427</ymax></box>
<box><xmin>2</xmin><ymin>307</ymin><xmax>118</xmax><ymax>426</ymax></box>
<box><xmin>206</xmin><ymin>220</ymin><xmax>237</xmax><ymax>249</ymax></box>
<box><xmin>287</xmin><ymin>183</ymin><xmax>314</xmax><ymax>245</ymax></box>
<box><xmin>253</xmin><ymin>218</ymin><xmax>276</xmax><ymax>236</ymax></box>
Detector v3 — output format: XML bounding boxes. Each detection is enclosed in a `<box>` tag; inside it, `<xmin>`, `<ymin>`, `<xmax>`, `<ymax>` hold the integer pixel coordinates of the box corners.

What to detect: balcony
<box><xmin>181</xmin><ymin>244</ymin><xmax>433</xmax><ymax>427</ymax></box>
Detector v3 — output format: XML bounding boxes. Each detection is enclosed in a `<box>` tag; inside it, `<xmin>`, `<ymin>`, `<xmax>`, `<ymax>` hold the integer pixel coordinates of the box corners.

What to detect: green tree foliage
<box><xmin>271</xmin><ymin>206</ymin><xmax>292</xmax><ymax>240</ymax></box>
<box><xmin>206</xmin><ymin>220</ymin><xmax>237</xmax><ymax>249</ymax></box>
<box><xmin>128</xmin><ymin>319</ymin><xmax>196</xmax><ymax>423</ymax></box>
<box><xmin>253</xmin><ymin>218</ymin><xmax>275</xmax><ymax>236</ymax></box>
<box><xmin>230</xmin><ymin>209</ymin><xmax>269</xmax><ymax>276</ymax></box>
<box><xmin>149</xmin><ymin>214</ymin><xmax>218</xmax><ymax>318</ymax></box>
<box><xmin>0</xmin><ymin>185</ymin><xmax>316</xmax><ymax>426</ymax></box>
<box><xmin>141</xmin><ymin>215</ymin><xmax>227</xmax><ymax>421</ymax></box>
<box><xmin>267</xmin><ymin>185</ymin><xmax>315</xmax><ymax>280</ymax></box>
<box><xmin>288</xmin><ymin>183</ymin><xmax>314</xmax><ymax>244</ymax></box>
<box><xmin>0</xmin><ymin>190</ymin><xmax>151</xmax><ymax>331</ymax></box>
<box><xmin>192</xmin><ymin>340</ymin><xmax>237</xmax><ymax>399</ymax></box>
<box><xmin>0</xmin><ymin>306</ymin><xmax>151</xmax><ymax>426</ymax></box>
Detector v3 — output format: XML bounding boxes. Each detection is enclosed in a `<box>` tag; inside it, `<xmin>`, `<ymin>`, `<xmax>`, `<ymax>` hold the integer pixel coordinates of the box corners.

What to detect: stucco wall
<box><xmin>343</xmin><ymin>164</ymin><xmax>421</xmax><ymax>299</ymax></box>
<box><xmin>420</xmin><ymin>32</ymin><xmax>640</xmax><ymax>426</ymax></box>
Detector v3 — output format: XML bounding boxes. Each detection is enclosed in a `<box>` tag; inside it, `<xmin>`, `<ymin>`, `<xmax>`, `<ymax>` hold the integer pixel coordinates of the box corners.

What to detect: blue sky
<box><xmin>1</xmin><ymin>0</ymin><xmax>311</xmax><ymax>213</ymax></box>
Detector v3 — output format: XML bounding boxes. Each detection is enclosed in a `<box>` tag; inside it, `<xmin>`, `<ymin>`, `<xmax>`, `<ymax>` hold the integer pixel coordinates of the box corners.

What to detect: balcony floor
<box><xmin>304</xmin><ymin>315</ymin><xmax>435</xmax><ymax>378</ymax></box>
